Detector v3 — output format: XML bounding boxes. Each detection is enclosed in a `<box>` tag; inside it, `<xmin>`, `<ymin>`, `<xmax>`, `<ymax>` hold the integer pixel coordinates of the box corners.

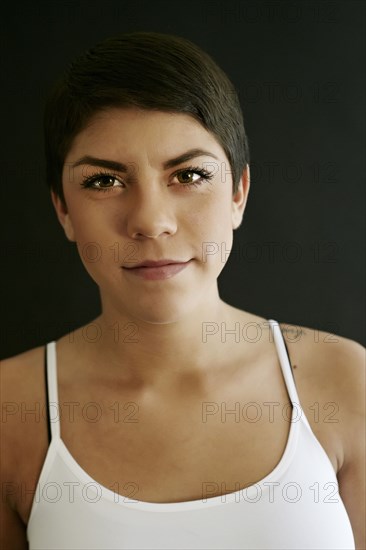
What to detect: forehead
<box><xmin>66</xmin><ymin>107</ymin><xmax>226</xmax><ymax>162</ymax></box>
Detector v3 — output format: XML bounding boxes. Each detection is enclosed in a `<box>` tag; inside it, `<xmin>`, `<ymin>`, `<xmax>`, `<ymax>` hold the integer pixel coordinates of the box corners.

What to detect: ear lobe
<box><xmin>232</xmin><ymin>164</ymin><xmax>250</xmax><ymax>230</ymax></box>
<box><xmin>51</xmin><ymin>190</ymin><xmax>76</xmax><ymax>242</ymax></box>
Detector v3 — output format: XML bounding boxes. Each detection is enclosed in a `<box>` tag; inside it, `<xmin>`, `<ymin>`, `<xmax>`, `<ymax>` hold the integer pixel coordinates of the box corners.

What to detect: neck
<box><xmin>74</xmin><ymin>291</ymin><xmax>241</xmax><ymax>390</ymax></box>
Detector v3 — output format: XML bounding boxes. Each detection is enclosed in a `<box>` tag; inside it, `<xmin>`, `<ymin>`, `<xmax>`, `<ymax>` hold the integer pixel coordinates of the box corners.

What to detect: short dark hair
<box><xmin>44</xmin><ymin>31</ymin><xmax>250</xmax><ymax>204</ymax></box>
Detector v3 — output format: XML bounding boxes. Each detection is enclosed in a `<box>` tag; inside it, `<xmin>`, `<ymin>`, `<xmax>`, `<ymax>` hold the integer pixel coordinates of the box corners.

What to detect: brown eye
<box><xmin>176</xmin><ymin>170</ymin><xmax>200</xmax><ymax>185</ymax></box>
<box><xmin>93</xmin><ymin>176</ymin><xmax>121</xmax><ymax>188</ymax></box>
<box><xmin>81</xmin><ymin>173</ymin><xmax>124</xmax><ymax>191</ymax></box>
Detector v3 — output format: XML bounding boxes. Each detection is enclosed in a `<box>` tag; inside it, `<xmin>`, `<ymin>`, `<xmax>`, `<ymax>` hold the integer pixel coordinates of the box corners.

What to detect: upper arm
<box><xmin>335</xmin><ymin>339</ymin><xmax>366</xmax><ymax>550</ymax></box>
<box><xmin>0</xmin><ymin>499</ymin><xmax>28</xmax><ymax>550</ymax></box>
<box><xmin>0</xmin><ymin>358</ymin><xmax>29</xmax><ymax>549</ymax></box>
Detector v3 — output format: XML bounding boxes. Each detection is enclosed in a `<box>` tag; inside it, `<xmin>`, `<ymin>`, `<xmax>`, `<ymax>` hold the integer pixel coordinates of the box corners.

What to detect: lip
<box><xmin>122</xmin><ymin>259</ymin><xmax>192</xmax><ymax>281</ymax></box>
<box><xmin>124</xmin><ymin>259</ymin><xmax>189</xmax><ymax>268</ymax></box>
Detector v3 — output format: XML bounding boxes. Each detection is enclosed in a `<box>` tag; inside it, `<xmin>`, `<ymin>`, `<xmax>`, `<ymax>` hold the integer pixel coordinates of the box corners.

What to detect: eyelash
<box><xmin>80</xmin><ymin>165</ymin><xmax>215</xmax><ymax>193</ymax></box>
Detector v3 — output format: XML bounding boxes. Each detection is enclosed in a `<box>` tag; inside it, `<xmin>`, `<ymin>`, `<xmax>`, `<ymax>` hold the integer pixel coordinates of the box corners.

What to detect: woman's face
<box><xmin>54</xmin><ymin>107</ymin><xmax>249</xmax><ymax>324</ymax></box>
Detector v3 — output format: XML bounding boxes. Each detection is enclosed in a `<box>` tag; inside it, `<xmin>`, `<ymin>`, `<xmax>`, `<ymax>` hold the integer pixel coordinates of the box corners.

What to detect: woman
<box><xmin>1</xmin><ymin>31</ymin><xmax>364</xmax><ymax>549</ymax></box>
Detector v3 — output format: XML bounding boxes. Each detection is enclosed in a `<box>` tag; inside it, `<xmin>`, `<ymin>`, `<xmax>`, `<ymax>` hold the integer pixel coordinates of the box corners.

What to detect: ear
<box><xmin>51</xmin><ymin>190</ymin><xmax>76</xmax><ymax>242</ymax></box>
<box><xmin>232</xmin><ymin>164</ymin><xmax>250</xmax><ymax>230</ymax></box>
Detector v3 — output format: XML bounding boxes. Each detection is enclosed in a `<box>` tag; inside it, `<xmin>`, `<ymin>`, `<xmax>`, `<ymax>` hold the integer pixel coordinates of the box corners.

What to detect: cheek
<box><xmin>188</xmin><ymin>198</ymin><xmax>234</xmax><ymax>268</ymax></box>
<box><xmin>63</xmin><ymin>201</ymin><xmax>116</xmax><ymax>280</ymax></box>
<box><xmin>66</xmin><ymin>198</ymin><xmax>109</xmax><ymax>241</ymax></box>
<box><xmin>196</xmin><ymin>186</ymin><xmax>234</xmax><ymax>232</ymax></box>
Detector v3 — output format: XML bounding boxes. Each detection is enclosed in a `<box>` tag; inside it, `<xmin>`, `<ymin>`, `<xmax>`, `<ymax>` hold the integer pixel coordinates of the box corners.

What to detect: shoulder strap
<box><xmin>268</xmin><ymin>319</ymin><xmax>301</xmax><ymax>406</ymax></box>
<box><xmin>45</xmin><ymin>342</ymin><xmax>60</xmax><ymax>440</ymax></box>
<box><xmin>44</xmin><ymin>347</ymin><xmax>52</xmax><ymax>444</ymax></box>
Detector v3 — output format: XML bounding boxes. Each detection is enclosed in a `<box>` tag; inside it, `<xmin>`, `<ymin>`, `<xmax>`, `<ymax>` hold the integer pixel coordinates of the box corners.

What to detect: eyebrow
<box><xmin>70</xmin><ymin>148</ymin><xmax>219</xmax><ymax>172</ymax></box>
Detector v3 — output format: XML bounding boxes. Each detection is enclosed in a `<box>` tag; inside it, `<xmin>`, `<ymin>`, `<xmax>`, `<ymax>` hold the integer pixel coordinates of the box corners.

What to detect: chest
<box><xmin>19</xmin><ymin>356</ymin><xmax>339</xmax><ymax>525</ymax></box>
<box><xmin>60</xmin><ymin>393</ymin><xmax>293</xmax><ymax>501</ymax></box>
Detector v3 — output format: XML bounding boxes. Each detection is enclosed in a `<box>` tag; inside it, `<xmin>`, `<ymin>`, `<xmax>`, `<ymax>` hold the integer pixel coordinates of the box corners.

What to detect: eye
<box><xmin>176</xmin><ymin>170</ymin><xmax>202</xmax><ymax>185</ymax></box>
<box><xmin>80</xmin><ymin>173</ymin><xmax>124</xmax><ymax>191</ymax></box>
<box><xmin>172</xmin><ymin>166</ymin><xmax>214</xmax><ymax>187</ymax></box>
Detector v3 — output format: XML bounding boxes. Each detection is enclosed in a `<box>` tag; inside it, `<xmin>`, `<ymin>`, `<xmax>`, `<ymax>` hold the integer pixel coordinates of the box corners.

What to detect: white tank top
<box><xmin>26</xmin><ymin>319</ymin><xmax>355</xmax><ymax>549</ymax></box>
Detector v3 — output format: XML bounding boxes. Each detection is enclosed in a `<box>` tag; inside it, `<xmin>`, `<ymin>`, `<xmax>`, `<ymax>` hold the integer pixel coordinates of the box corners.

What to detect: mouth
<box><xmin>122</xmin><ymin>259</ymin><xmax>192</xmax><ymax>281</ymax></box>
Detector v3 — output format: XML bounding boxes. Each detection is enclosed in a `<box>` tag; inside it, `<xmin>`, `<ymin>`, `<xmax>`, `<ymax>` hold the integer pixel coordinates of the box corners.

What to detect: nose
<box><xmin>126</xmin><ymin>185</ymin><xmax>177</xmax><ymax>239</ymax></box>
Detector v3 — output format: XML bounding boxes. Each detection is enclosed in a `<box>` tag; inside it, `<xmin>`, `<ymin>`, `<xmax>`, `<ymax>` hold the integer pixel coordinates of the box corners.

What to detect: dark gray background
<box><xmin>1</xmin><ymin>0</ymin><xmax>365</xmax><ymax>358</ymax></box>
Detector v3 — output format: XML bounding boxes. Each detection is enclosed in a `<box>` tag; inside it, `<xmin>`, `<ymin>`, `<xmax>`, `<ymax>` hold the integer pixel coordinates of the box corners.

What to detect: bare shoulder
<box><xmin>1</xmin><ymin>344</ymin><xmax>45</xmax><ymax>383</ymax></box>
<box><xmin>1</xmin><ymin>345</ymin><xmax>46</xmax><ymax>413</ymax></box>
<box><xmin>278</xmin><ymin>319</ymin><xmax>365</xmax><ymax>396</ymax></box>
<box><xmin>0</xmin><ymin>345</ymin><xmax>47</xmax><ymax>509</ymax></box>
<box><xmin>279</xmin><ymin>320</ymin><xmax>365</xmax><ymax>467</ymax></box>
